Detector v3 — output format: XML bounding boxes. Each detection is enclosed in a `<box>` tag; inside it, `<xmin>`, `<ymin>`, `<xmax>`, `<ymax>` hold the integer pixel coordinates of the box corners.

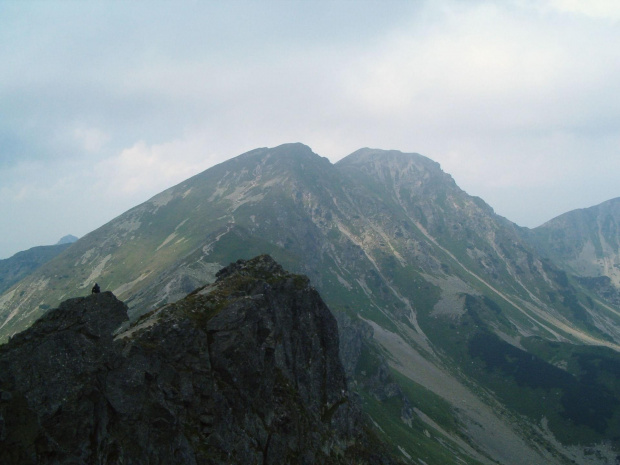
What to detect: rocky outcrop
<box><xmin>0</xmin><ymin>255</ymin><xmax>398</xmax><ymax>464</ymax></box>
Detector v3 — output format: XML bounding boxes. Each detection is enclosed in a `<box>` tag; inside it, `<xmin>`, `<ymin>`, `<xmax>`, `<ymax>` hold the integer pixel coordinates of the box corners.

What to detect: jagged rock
<box><xmin>0</xmin><ymin>255</ymin><xmax>398</xmax><ymax>464</ymax></box>
<box><xmin>335</xmin><ymin>312</ymin><xmax>373</xmax><ymax>379</ymax></box>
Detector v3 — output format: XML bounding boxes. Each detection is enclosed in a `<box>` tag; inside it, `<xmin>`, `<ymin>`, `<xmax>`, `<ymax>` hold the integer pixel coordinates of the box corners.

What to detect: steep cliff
<box><xmin>0</xmin><ymin>255</ymin><xmax>396</xmax><ymax>464</ymax></box>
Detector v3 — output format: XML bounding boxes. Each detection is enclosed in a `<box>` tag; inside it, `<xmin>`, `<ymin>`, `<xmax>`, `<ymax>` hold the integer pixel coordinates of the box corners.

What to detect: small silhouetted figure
<box><xmin>91</xmin><ymin>283</ymin><xmax>101</xmax><ymax>294</ymax></box>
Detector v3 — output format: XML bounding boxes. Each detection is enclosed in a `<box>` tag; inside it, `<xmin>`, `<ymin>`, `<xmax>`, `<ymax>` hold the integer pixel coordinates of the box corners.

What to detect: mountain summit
<box><xmin>56</xmin><ymin>235</ymin><xmax>78</xmax><ymax>245</ymax></box>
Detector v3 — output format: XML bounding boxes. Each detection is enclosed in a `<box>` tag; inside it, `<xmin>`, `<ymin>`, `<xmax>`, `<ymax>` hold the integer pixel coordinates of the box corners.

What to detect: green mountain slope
<box><xmin>1</xmin><ymin>143</ymin><xmax>620</xmax><ymax>464</ymax></box>
<box><xmin>0</xmin><ymin>243</ymin><xmax>74</xmax><ymax>295</ymax></box>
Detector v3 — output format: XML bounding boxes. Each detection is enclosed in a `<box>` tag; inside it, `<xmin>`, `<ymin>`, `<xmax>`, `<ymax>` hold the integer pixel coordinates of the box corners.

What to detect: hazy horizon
<box><xmin>2</xmin><ymin>0</ymin><xmax>619</xmax><ymax>259</ymax></box>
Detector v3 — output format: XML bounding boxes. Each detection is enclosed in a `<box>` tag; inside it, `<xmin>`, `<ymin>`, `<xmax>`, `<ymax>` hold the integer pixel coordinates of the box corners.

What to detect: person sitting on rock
<box><xmin>91</xmin><ymin>283</ymin><xmax>101</xmax><ymax>294</ymax></box>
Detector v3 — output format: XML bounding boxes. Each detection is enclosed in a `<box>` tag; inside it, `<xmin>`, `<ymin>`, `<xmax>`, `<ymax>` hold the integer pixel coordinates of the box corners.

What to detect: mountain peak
<box><xmin>214</xmin><ymin>254</ymin><xmax>287</xmax><ymax>282</ymax></box>
<box><xmin>7</xmin><ymin>291</ymin><xmax>128</xmax><ymax>346</ymax></box>
<box><xmin>234</xmin><ymin>142</ymin><xmax>317</xmax><ymax>163</ymax></box>
<box><xmin>271</xmin><ymin>141</ymin><xmax>314</xmax><ymax>152</ymax></box>
<box><xmin>335</xmin><ymin>146</ymin><xmax>457</xmax><ymax>201</ymax></box>
<box><xmin>56</xmin><ymin>234</ymin><xmax>78</xmax><ymax>245</ymax></box>
<box><xmin>337</xmin><ymin>147</ymin><xmax>438</xmax><ymax>169</ymax></box>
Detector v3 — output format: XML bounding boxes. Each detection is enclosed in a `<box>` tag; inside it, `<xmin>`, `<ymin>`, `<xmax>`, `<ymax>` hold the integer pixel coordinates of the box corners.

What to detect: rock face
<box><xmin>0</xmin><ymin>255</ymin><xmax>396</xmax><ymax>464</ymax></box>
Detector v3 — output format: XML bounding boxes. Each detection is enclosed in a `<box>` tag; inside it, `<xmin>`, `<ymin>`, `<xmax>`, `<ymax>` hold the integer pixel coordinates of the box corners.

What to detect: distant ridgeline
<box><xmin>0</xmin><ymin>235</ymin><xmax>78</xmax><ymax>295</ymax></box>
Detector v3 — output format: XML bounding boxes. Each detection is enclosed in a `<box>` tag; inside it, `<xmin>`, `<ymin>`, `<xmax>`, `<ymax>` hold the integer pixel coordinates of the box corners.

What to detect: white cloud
<box><xmin>344</xmin><ymin>1</ymin><xmax>611</xmax><ymax>132</ymax></box>
<box><xmin>1</xmin><ymin>0</ymin><xmax>620</xmax><ymax>256</ymax></box>
<box><xmin>549</xmin><ymin>0</ymin><xmax>620</xmax><ymax>20</ymax></box>
<box><xmin>73</xmin><ymin>126</ymin><xmax>110</xmax><ymax>153</ymax></box>
<box><xmin>95</xmin><ymin>136</ymin><xmax>220</xmax><ymax>198</ymax></box>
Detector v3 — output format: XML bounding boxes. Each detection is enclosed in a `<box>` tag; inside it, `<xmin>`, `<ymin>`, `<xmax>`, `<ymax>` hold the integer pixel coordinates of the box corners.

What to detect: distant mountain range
<box><xmin>0</xmin><ymin>235</ymin><xmax>77</xmax><ymax>295</ymax></box>
<box><xmin>530</xmin><ymin>198</ymin><xmax>620</xmax><ymax>285</ymax></box>
<box><xmin>1</xmin><ymin>143</ymin><xmax>619</xmax><ymax>464</ymax></box>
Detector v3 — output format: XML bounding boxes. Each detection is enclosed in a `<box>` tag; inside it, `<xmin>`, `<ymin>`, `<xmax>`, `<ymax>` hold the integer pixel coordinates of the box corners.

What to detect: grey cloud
<box><xmin>1</xmin><ymin>0</ymin><xmax>619</xmax><ymax>257</ymax></box>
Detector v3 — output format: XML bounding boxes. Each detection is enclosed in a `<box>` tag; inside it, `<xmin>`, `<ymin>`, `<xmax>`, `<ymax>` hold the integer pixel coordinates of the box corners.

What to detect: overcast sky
<box><xmin>1</xmin><ymin>0</ymin><xmax>619</xmax><ymax>259</ymax></box>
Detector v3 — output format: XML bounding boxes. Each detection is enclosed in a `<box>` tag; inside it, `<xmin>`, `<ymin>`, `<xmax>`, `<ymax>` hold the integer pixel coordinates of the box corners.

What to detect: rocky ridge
<box><xmin>0</xmin><ymin>255</ymin><xmax>397</xmax><ymax>464</ymax></box>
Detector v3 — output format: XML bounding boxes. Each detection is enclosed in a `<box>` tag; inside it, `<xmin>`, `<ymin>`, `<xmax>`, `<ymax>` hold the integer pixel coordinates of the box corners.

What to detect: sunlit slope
<box><xmin>336</xmin><ymin>149</ymin><xmax>620</xmax><ymax>347</ymax></box>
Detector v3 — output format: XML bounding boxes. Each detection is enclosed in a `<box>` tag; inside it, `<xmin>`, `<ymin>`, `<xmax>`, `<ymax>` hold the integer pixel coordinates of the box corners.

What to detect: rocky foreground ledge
<box><xmin>0</xmin><ymin>255</ymin><xmax>398</xmax><ymax>464</ymax></box>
